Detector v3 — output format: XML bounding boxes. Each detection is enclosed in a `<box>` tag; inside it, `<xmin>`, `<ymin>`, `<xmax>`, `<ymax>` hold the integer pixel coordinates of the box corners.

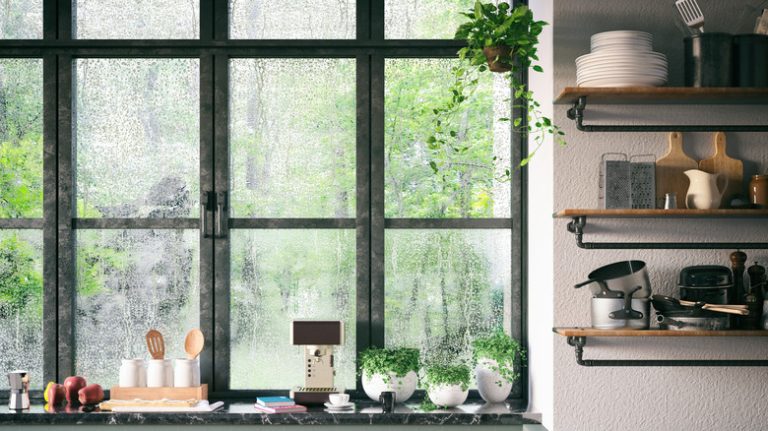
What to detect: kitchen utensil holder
<box><xmin>109</xmin><ymin>384</ymin><xmax>208</xmax><ymax>401</ymax></box>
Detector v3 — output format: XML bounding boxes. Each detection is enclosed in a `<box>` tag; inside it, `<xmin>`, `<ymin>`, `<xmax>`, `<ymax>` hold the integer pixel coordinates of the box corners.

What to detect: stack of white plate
<box><xmin>576</xmin><ymin>30</ymin><xmax>668</xmax><ymax>87</ymax></box>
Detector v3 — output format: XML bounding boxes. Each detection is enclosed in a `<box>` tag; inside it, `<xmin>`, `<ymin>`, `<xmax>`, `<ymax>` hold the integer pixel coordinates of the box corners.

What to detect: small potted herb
<box><xmin>422</xmin><ymin>363</ymin><xmax>471</xmax><ymax>408</ymax></box>
<box><xmin>359</xmin><ymin>347</ymin><xmax>420</xmax><ymax>403</ymax></box>
<box><xmin>472</xmin><ymin>331</ymin><xmax>525</xmax><ymax>403</ymax></box>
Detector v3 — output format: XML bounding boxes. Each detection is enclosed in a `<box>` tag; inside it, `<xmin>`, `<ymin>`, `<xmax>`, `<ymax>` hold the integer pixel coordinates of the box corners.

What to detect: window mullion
<box><xmin>369</xmin><ymin>53</ymin><xmax>385</xmax><ymax>349</ymax></box>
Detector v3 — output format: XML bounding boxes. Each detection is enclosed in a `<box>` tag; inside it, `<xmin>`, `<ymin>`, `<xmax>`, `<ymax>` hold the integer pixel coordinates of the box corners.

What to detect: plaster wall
<box><xmin>552</xmin><ymin>1</ymin><xmax>768</xmax><ymax>430</ymax></box>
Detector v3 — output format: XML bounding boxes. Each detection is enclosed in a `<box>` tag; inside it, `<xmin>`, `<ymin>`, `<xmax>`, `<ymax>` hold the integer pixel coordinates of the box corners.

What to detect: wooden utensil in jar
<box><xmin>184</xmin><ymin>328</ymin><xmax>204</xmax><ymax>360</ymax></box>
<box><xmin>145</xmin><ymin>329</ymin><xmax>165</xmax><ymax>360</ymax></box>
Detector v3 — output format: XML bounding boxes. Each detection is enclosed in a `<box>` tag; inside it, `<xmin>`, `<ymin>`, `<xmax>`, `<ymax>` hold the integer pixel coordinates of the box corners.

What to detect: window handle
<box><xmin>215</xmin><ymin>191</ymin><xmax>227</xmax><ymax>239</ymax></box>
<box><xmin>202</xmin><ymin>191</ymin><xmax>215</xmax><ymax>238</ymax></box>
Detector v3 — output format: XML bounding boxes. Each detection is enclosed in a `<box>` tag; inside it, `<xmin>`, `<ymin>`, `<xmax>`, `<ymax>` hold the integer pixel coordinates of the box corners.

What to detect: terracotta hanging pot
<box><xmin>483</xmin><ymin>46</ymin><xmax>513</xmax><ymax>73</ymax></box>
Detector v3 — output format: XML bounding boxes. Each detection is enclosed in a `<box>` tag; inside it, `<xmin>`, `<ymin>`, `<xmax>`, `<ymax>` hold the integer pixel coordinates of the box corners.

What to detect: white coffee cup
<box><xmin>328</xmin><ymin>393</ymin><xmax>350</xmax><ymax>405</ymax></box>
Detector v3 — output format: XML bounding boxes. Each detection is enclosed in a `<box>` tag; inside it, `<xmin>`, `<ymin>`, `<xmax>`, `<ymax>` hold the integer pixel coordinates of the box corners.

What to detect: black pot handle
<box><xmin>609</xmin><ymin>286</ymin><xmax>643</xmax><ymax>320</ymax></box>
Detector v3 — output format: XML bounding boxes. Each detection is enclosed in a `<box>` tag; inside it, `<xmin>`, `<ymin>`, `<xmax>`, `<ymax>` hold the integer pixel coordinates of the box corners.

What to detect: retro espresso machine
<box><xmin>289</xmin><ymin>320</ymin><xmax>344</xmax><ymax>405</ymax></box>
<box><xmin>8</xmin><ymin>370</ymin><xmax>30</xmax><ymax>410</ymax></box>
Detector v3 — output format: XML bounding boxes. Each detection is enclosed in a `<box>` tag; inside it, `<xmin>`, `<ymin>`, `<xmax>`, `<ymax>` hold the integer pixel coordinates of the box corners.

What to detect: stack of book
<box><xmin>253</xmin><ymin>396</ymin><xmax>307</xmax><ymax>413</ymax></box>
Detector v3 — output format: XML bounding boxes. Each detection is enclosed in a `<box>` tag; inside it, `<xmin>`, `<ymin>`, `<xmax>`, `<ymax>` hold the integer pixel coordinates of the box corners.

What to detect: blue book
<box><xmin>256</xmin><ymin>396</ymin><xmax>296</xmax><ymax>407</ymax></box>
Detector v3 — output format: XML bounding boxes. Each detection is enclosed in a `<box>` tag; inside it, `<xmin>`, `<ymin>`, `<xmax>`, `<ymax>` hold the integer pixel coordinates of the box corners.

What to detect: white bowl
<box><xmin>591</xmin><ymin>30</ymin><xmax>653</xmax><ymax>42</ymax></box>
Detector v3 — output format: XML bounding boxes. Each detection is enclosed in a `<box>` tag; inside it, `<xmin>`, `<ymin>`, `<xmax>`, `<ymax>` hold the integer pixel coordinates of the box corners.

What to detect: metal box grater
<box><xmin>600</xmin><ymin>153</ymin><xmax>631</xmax><ymax>209</ymax></box>
<box><xmin>630</xmin><ymin>155</ymin><xmax>656</xmax><ymax>209</ymax></box>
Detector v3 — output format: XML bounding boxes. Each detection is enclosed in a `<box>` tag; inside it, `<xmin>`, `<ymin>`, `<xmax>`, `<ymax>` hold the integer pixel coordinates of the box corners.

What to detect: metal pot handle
<box><xmin>656</xmin><ymin>314</ymin><xmax>686</xmax><ymax>328</ymax></box>
<box><xmin>609</xmin><ymin>286</ymin><xmax>643</xmax><ymax>320</ymax></box>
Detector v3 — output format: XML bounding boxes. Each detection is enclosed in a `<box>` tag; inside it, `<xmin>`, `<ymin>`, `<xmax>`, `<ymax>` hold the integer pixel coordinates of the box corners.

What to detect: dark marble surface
<box><xmin>0</xmin><ymin>399</ymin><xmax>540</xmax><ymax>426</ymax></box>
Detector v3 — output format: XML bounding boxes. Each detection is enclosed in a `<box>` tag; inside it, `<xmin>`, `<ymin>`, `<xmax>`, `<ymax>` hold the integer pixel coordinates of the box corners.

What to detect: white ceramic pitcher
<box><xmin>684</xmin><ymin>169</ymin><xmax>728</xmax><ymax>209</ymax></box>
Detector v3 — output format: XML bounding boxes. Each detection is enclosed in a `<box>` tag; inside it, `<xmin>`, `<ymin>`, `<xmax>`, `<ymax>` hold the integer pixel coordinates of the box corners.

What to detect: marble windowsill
<box><xmin>0</xmin><ymin>399</ymin><xmax>541</xmax><ymax>426</ymax></box>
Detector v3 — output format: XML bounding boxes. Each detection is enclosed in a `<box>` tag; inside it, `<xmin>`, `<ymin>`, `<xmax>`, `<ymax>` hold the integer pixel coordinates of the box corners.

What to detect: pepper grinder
<box><xmin>748</xmin><ymin>262</ymin><xmax>767</xmax><ymax>329</ymax></box>
<box><xmin>730</xmin><ymin>251</ymin><xmax>747</xmax><ymax>328</ymax></box>
<box><xmin>7</xmin><ymin>371</ymin><xmax>30</xmax><ymax>410</ymax></box>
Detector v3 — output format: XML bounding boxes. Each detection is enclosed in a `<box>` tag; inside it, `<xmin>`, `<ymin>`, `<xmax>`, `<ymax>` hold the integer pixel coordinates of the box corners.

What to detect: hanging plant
<box><xmin>427</xmin><ymin>1</ymin><xmax>565</xmax><ymax>178</ymax></box>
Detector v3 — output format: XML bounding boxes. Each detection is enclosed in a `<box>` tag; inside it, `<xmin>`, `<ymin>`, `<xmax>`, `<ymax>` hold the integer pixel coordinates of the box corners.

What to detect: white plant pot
<box><xmin>427</xmin><ymin>383</ymin><xmax>469</xmax><ymax>408</ymax></box>
<box><xmin>361</xmin><ymin>371</ymin><xmax>418</xmax><ymax>403</ymax></box>
<box><xmin>475</xmin><ymin>358</ymin><xmax>512</xmax><ymax>404</ymax></box>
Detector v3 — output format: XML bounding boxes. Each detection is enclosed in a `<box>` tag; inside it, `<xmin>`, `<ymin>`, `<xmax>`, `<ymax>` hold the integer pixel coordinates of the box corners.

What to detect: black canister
<box><xmin>734</xmin><ymin>34</ymin><xmax>768</xmax><ymax>87</ymax></box>
<box><xmin>684</xmin><ymin>33</ymin><xmax>734</xmax><ymax>87</ymax></box>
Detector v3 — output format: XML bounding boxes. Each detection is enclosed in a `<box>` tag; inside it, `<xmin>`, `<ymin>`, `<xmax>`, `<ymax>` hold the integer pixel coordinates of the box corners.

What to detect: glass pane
<box><xmin>74</xmin><ymin>0</ymin><xmax>200</xmax><ymax>39</ymax></box>
<box><xmin>230</xmin><ymin>59</ymin><xmax>355</xmax><ymax>218</ymax></box>
<box><xmin>385</xmin><ymin>59</ymin><xmax>511</xmax><ymax>218</ymax></box>
<box><xmin>75</xmin><ymin>59</ymin><xmax>200</xmax><ymax>218</ymax></box>
<box><xmin>74</xmin><ymin>230</ymin><xmax>199</xmax><ymax>387</ymax></box>
<box><xmin>0</xmin><ymin>59</ymin><xmax>43</xmax><ymax>218</ymax></box>
<box><xmin>385</xmin><ymin>0</ymin><xmax>473</xmax><ymax>39</ymax></box>
<box><xmin>385</xmin><ymin>230</ymin><xmax>510</xmax><ymax>367</ymax></box>
<box><xmin>230</xmin><ymin>0</ymin><xmax>355</xmax><ymax>39</ymax></box>
<box><xmin>230</xmin><ymin>230</ymin><xmax>355</xmax><ymax>389</ymax></box>
<box><xmin>0</xmin><ymin>230</ymin><xmax>43</xmax><ymax>389</ymax></box>
<box><xmin>0</xmin><ymin>0</ymin><xmax>42</xmax><ymax>39</ymax></box>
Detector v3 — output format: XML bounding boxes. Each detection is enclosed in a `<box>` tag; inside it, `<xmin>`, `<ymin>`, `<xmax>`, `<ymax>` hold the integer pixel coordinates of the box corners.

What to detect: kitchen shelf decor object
<box><xmin>554</xmin><ymin>209</ymin><xmax>768</xmax><ymax>249</ymax></box>
<box><xmin>555</xmin><ymin>87</ymin><xmax>768</xmax><ymax>132</ymax></box>
<box><xmin>554</xmin><ymin>328</ymin><xmax>768</xmax><ymax>367</ymax></box>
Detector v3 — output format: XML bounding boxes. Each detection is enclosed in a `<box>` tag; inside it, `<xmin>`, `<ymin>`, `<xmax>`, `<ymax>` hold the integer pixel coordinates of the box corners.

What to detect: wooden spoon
<box><xmin>184</xmin><ymin>328</ymin><xmax>204</xmax><ymax>360</ymax></box>
<box><xmin>145</xmin><ymin>329</ymin><xmax>165</xmax><ymax>360</ymax></box>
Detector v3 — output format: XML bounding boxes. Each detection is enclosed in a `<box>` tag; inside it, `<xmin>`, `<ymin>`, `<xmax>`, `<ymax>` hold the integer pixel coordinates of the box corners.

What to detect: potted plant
<box><xmin>422</xmin><ymin>363</ymin><xmax>471</xmax><ymax>408</ymax></box>
<box><xmin>472</xmin><ymin>331</ymin><xmax>525</xmax><ymax>403</ymax></box>
<box><xmin>359</xmin><ymin>347</ymin><xmax>420</xmax><ymax>403</ymax></box>
<box><xmin>427</xmin><ymin>1</ymin><xmax>564</xmax><ymax>176</ymax></box>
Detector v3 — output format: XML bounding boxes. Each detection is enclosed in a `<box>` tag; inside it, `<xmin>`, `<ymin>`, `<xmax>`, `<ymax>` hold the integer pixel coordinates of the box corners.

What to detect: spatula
<box><xmin>675</xmin><ymin>0</ymin><xmax>705</xmax><ymax>33</ymax></box>
<box><xmin>184</xmin><ymin>328</ymin><xmax>205</xmax><ymax>360</ymax></box>
<box><xmin>145</xmin><ymin>329</ymin><xmax>165</xmax><ymax>360</ymax></box>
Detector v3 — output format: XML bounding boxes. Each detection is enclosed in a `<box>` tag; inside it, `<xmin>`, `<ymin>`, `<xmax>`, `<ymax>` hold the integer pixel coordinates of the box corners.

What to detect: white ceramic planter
<box><xmin>427</xmin><ymin>383</ymin><xmax>469</xmax><ymax>408</ymax></box>
<box><xmin>361</xmin><ymin>370</ymin><xmax>418</xmax><ymax>403</ymax></box>
<box><xmin>475</xmin><ymin>358</ymin><xmax>512</xmax><ymax>404</ymax></box>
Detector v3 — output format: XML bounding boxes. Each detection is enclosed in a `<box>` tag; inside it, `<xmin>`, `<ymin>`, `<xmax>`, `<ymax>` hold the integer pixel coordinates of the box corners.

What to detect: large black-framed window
<box><xmin>0</xmin><ymin>0</ymin><xmax>527</xmax><ymax>399</ymax></box>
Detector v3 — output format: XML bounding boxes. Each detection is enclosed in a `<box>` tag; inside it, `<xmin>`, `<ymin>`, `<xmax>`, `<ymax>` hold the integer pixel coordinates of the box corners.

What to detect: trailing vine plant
<box><xmin>472</xmin><ymin>330</ymin><xmax>526</xmax><ymax>387</ymax></box>
<box><xmin>358</xmin><ymin>347</ymin><xmax>420</xmax><ymax>384</ymax></box>
<box><xmin>427</xmin><ymin>1</ymin><xmax>565</xmax><ymax>179</ymax></box>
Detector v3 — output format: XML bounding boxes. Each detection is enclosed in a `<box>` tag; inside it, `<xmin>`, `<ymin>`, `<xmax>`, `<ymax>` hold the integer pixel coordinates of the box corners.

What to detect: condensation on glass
<box><xmin>230</xmin><ymin>230</ymin><xmax>356</xmax><ymax>389</ymax></box>
<box><xmin>74</xmin><ymin>0</ymin><xmax>200</xmax><ymax>39</ymax></box>
<box><xmin>74</xmin><ymin>59</ymin><xmax>200</xmax><ymax>218</ymax></box>
<box><xmin>230</xmin><ymin>0</ymin><xmax>355</xmax><ymax>39</ymax></box>
<box><xmin>0</xmin><ymin>59</ymin><xmax>43</xmax><ymax>218</ymax></box>
<box><xmin>74</xmin><ymin>230</ymin><xmax>199</xmax><ymax>387</ymax></box>
<box><xmin>230</xmin><ymin>59</ymin><xmax>356</xmax><ymax>218</ymax></box>
<box><xmin>384</xmin><ymin>58</ymin><xmax>511</xmax><ymax>218</ymax></box>
<box><xmin>384</xmin><ymin>229</ymin><xmax>511</xmax><ymax>367</ymax></box>
<box><xmin>385</xmin><ymin>0</ymin><xmax>474</xmax><ymax>39</ymax></box>
<box><xmin>0</xmin><ymin>0</ymin><xmax>42</xmax><ymax>39</ymax></box>
<box><xmin>0</xmin><ymin>230</ymin><xmax>43</xmax><ymax>389</ymax></box>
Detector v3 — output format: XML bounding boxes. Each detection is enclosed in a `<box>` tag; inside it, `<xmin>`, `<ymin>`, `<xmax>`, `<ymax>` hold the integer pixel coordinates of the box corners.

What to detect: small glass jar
<box><xmin>147</xmin><ymin>359</ymin><xmax>166</xmax><ymax>388</ymax></box>
<box><xmin>174</xmin><ymin>358</ymin><xmax>200</xmax><ymax>388</ymax></box>
<box><xmin>750</xmin><ymin>175</ymin><xmax>768</xmax><ymax>208</ymax></box>
<box><xmin>119</xmin><ymin>358</ymin><xmax>146</xmax><ymax>388</ymax></box>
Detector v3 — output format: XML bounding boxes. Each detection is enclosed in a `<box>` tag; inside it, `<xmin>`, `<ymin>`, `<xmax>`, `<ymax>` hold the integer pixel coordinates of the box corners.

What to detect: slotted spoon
<box><xmin>145</xmin><ymin>329</ymin><xmax>165</xmax><ymax>360</ymax></box>
<box><xmin>675</xmin><ymin>0</ymin><xmax>705</xmax><ymax>33</ymax></box>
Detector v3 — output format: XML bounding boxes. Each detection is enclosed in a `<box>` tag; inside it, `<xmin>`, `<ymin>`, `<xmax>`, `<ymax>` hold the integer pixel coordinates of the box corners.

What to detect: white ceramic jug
<box><xmin>684</xmin><ymin>169</ymin><xmax>728</xmax><ymax>209</ymax></box>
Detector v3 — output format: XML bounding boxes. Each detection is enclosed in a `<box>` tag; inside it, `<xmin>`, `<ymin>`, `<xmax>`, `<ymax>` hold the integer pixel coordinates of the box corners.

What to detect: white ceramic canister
<box><xmin>174</xmin><ymin>358</ymin><xmax>200</xmax><ymax>388</ymax></box>
<box><xmin>147</xmin><ymin>359</ymin><xmax>166</xmax><ymax>388</ymax></box>
<box><xmin>163</xmin><ymin>359</ymin><xmax>174</xmax><ymax>387</ymax></box>
<box><xmin>119</xmin><ymin>359</ymin><xmax>146</xmax><ymax>388</ymax></box>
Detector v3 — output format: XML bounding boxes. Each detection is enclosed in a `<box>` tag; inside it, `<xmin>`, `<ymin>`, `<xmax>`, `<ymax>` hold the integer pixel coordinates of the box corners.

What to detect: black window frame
<box><xmin>0</xmin><ymin>0</ymin><xmax>528</xmax><ymax>401</ymax></box>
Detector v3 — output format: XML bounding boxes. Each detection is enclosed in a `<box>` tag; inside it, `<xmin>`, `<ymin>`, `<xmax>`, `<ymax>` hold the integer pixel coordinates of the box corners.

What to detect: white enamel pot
<box><xmin>475</xmin><ymin>358</ymin><xmax>512</xmax><ymax>403</ymax></box>
<box><xmin>361</xmin><ymin>371</ymin><xmax>418</xmax><ymax>403</ymax></box>
<box><xmin>427</xmin><ymin>383</ymin><xmax>469</xmax><ymax>408</ymax></box>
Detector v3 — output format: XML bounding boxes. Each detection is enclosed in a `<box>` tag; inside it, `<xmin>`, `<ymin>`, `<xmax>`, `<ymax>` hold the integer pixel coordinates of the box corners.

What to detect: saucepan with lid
<box><xmin>575</xmin><ymin>260</ymin><xmax>652</xmax><ymax>298</ymax></box>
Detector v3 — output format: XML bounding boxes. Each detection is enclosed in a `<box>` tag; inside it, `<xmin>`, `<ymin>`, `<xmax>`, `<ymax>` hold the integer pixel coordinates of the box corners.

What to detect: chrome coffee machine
<box><xmin>8</xmin><ymin>370</ymin><xmax>30</xmax><ymax>410</ymax></box>
<box><xmin>289</xmin><ymin>320</ymin><xmax>344</xmax><ymax>405</ymax></box>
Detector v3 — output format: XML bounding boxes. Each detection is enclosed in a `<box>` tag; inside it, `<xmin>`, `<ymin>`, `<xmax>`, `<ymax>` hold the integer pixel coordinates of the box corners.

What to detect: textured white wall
<box><xmin>552</xmin><ymin>1</ymin><xmax>768</xmax><ymax>430</ymax></box>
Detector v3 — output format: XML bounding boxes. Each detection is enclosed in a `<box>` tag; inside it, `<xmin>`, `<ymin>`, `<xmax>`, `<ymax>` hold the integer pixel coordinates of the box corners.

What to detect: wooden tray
<box><xmin>109</xmin><ymin>384</ymin><xmax>207</xmax><ymax>401</ymax></box>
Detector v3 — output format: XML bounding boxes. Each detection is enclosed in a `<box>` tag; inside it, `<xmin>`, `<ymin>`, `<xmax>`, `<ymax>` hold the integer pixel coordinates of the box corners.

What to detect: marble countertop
<box><xmin>0</xmin><ymin>399</ymin><xmax>540</xmax><ymax>426</ymax></box>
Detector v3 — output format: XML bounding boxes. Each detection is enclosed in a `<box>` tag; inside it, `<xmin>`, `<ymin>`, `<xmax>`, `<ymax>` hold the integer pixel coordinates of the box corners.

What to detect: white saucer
<box><xmin>324</xmin><ymin>402</ymin><xmax>355</xmax><ymax>410</ymax></box>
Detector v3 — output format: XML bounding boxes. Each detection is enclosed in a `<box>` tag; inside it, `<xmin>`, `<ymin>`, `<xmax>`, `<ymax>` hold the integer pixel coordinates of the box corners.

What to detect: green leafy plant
<box><xmin>422</xmin><ymin>363</ymin><xmax>472</xmax><ymax>392</ymax></box>
<box><xmin>472</xmin><ymin>330</ymin><xmax>526</xmax><ymax>386</ymax></box>
<box><xmin>358</xmin><ymin>347</ymin><xmax>420</xmax><ymax>384</ymax></box>
<box><xmin>427</xmin><ymin>1</ymin><xmax>565</xmax><ymax>178</ymax></box>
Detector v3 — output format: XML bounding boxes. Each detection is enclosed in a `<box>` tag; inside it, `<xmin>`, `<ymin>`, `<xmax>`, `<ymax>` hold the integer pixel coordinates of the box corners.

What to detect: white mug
<box><xmin>119</xmin><ymin>358</ymin><xmax>146</xmax><ymax>388</ymax></box>
<box><xmin>147</xmin><ymin>359</ymin><xmax>166</xmax><ymax>388</ymax></box>
<box><xmin>328</xmin><ymin>393</ymin><xmax>350</xmax><ymax>405</ymax></box>
<box><xmin>174</xmin><ymin>358</ymin><xmax>200</xmax><ymax>387</ymax></box>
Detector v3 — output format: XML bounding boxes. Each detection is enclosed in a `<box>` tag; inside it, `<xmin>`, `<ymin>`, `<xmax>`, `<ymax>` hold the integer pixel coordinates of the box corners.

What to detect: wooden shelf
<box><xmin>554</xmin><ymin>209</ymin><xmax>768</xmax><ymax>219</ymax></box>
<box><xmin>555</xmin><ymin>87</ymin><xmax>768</xmax><ymax>105</ymax></box>
<box><xmin>554</xmin><ymin>327</ymin><xmax>768</xmax><ymax>337</ymax></box>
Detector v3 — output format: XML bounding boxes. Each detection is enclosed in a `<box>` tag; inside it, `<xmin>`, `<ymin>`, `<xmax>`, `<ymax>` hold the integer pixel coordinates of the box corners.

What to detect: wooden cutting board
<box><xmin>655</xmin><ymin>132</ymin><xmax>697</xmax><ymax>209</ymax></box>
<box><xmin>698</xmin><ymin>132</ymin><xmax>743</xmax><ymax>208</ymax></box>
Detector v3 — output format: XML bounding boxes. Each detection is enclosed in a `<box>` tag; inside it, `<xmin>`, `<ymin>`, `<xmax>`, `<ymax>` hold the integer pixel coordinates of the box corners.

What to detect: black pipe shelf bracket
<box><xmin>566</xmin><ymin>96</ymin><xmax>768</xmax><ymax>132</ymax></box>
<box><xmin>566</xmin><ymin>216</ymin><xmax>768</xmax><ymax>250</ymax></box>
<box><xmin>566</xmin><ymin>336</ymin><xmax>768</xmax><ymax>367</ymax></box>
